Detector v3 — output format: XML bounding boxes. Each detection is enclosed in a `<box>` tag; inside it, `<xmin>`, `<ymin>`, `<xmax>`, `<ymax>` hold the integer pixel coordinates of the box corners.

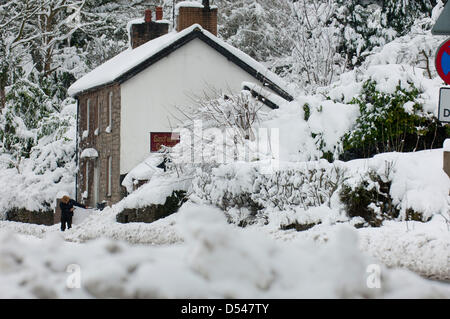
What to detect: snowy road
<box><xmin>0</xmin><ymin>204</ymin><xmax>449</xmax><ymax>299</ymax></box>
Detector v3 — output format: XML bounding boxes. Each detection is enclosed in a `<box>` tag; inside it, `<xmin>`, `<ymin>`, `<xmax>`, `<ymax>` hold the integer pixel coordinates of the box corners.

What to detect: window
<box><xmin>86</xmin><ymin>98</ymin><xmax>90</xmax><ymax>132</ymax></box>
<box><xmin>96</xmin><ymin>97</ymin><xmax>101</xmax><ymax>135</ymax></box>
<box><xmin>107</xmin><ymin>91</ymin><xmax>113</xmax><ymax>132</ymax></box>
<box><xmin>107</xmin><ymin>156</ymin><xmax>112</xmax><ymax>196</ymax></box>
<box><xmin>85</xmin><ymin>161</ymin><xmax>89</xmax><ymax>196</ymax></box>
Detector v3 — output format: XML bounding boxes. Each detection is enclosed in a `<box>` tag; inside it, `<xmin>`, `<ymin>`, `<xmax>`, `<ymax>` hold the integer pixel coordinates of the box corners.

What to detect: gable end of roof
<box><xmin>73</xmin><ymin>28</ymin><xmax>294</xmax><ymax>102</ymax></box>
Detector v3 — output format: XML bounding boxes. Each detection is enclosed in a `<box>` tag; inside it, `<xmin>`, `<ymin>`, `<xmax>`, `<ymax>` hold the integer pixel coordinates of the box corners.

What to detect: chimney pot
<box><xmin>203</xmin><ymin>0</ymin><xmax>210</xmax><ymax>10</ymax></box>
<box><xmin>145</xmin><ymin>9</ymin><xmax>152</xmax><ymax>23</ymax></box>
<box><xmin>130</xmin><ymin>9</ymin><xmax>169</xmax><ymax>49</ymax></box>
<box><xmin>156</xmin><ymin>7</ymin><xmax>163</xmax><ymax>20</ymax></box>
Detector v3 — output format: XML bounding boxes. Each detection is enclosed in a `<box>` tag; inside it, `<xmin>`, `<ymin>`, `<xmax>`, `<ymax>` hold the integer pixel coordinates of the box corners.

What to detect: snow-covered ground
<box><xmin>0</xmin><ymin>203</ymin><xmax>449</xmax><ymax>298</ymax></box>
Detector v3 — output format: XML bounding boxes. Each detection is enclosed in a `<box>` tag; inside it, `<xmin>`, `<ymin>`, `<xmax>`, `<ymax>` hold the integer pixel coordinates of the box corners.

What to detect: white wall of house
<box><xmin>120</xmin><ymin>38</ymin><xmax>277</xmax><ymax>174</ymax></box>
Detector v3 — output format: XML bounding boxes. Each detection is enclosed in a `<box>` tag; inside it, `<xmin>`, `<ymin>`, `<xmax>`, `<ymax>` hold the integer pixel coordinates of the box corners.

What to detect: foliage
<box><xmin>0</xmin><ymin>0</ymin><xmax>158</xmax><ymax>163</ymax></box>
<box><xmin>217</xmin><ymin>0</ymin><xmax>291</xmax><ymax>63</ymax></box>
<box><xmin>340</xmin><ymin>171</ymin><xmax>398</xmax><ymax>227</ymax></box>
<box><xmin>341</xmin><ymin>80</ymin><xmax>446</xmax><ymax>159</ymax></box>
<box><xmin>339</xmin><ymin>161</ymin><xmax>429</xmax><ymax>227</ymax></box>
<box><xmin>333</xmin><ymin>0</ymin><xmax>437</xmax><ymax>68</ymax></box>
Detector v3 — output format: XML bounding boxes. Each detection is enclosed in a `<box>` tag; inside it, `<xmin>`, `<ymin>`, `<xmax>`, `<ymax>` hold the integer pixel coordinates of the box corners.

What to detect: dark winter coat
<box><xmin>60</xmin><ymin>199</ymin><xmax>86</xmax><ymax>219</ymax></box>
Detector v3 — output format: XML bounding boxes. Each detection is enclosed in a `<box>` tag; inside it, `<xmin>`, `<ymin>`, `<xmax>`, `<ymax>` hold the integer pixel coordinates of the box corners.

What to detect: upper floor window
<box><xmin>95</xmin><ymin>97</ymin><xmax>101</xmax><ymax>136</ymax></box>
<box><xmin>84</xmin><ymin>160</ymin><xmax>89</xmax><ymax>199</ymax></box>
<box><xmin>86</xmin><ymin>98</ymin><xmax>90</xmax><ymax>132</ymax></box>
<box><xmin>82</xmin><ymin>98</ymin><xmax>91</xmax><ymax>140</ymax></box>
<box><xmin>106</xmin><ymin>91</ymin><xmax>113</xmax><ymax>133</ymax></box>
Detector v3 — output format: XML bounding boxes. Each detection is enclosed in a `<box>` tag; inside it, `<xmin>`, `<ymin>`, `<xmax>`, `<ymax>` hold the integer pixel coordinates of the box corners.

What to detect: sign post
<box><xmin>432</xmin><ymin>3</ymin><xmax>450</xmax><ymax>182</ymax></box>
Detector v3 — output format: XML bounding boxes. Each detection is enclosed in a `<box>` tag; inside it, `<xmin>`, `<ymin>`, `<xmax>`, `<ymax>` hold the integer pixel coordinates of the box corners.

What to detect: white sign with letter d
<box><xmin>438</xmin><ymin>87</ymin><xmax>450</xmax><ymax>123</ymax></box>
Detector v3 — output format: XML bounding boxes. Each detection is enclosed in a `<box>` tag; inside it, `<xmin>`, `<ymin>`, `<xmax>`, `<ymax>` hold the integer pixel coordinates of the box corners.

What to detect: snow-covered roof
<box><xmin>68</xmin><ymin>24</ymin><xmax>294</xmax><ymax>101</ymax></box>
<box><xmin>80</xmin><ymin>148</ymin><xmax>99</xmax><ymax>158</ymax></box>
<box><xmin>176</xmin><ymin>1</ymin><xmax>204</xmax><ymax>10</ymax></box>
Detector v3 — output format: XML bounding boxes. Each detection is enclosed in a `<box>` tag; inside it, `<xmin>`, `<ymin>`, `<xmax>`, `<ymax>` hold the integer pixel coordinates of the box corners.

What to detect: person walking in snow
<box><xmin>59</xmin><ymin>195</ymin><xmax>86</xmax><ymax>231</ymax></box>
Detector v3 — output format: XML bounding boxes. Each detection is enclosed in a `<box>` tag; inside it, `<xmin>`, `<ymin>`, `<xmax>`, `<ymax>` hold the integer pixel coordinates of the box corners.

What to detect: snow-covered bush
<box><xmin>167</xmin><ymin>90</ymin><xmax>277</xmax><ymax>178</ymax></box>
<box><xmin>340</xmin><ymin>161</ymin><xmax>400</xmax><ymax>227</ymax></box>
<box><xmin>178</xmin><ymin>89</ymin><xmax>267</xmax><ymax>142</ymax></box>
<box><xmin>340</xmin><ymin>158</ymin><xmax>439</xmax><ymax>227</ymax></box>
<box><xmin>341</xmin><ymin>149</ymin><xmax>450</xmax><ymax>225</ymax></box>
<box><xmin>341</xmin><ymin>79</ymin><xmax>447</xmax><ymax>160</ymax></box>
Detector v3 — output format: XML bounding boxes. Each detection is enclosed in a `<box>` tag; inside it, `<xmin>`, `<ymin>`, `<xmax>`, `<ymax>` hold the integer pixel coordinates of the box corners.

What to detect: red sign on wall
<box><xmin>150</xmin><ymin>132</ymin><xmax>180</xmax><ymax>152</ymax></box>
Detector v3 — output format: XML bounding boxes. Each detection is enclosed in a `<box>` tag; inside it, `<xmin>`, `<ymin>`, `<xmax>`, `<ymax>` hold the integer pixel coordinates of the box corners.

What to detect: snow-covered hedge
<box><xmin>190</xmin><ymin>149</ymin><xmax>450</xmax><ymax>228</ymax></box>
<box><xmin>191</xmin><ymin>159</ymin><xmax>348</xmax><ymax>225</ymax></box>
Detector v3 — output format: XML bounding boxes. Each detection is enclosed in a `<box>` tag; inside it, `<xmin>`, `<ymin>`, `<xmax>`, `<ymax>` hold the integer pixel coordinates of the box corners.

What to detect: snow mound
<box><xmin>444</xmin><ymin>139</ymin><xmax>450</xmax><ymax>152</ymax></box>
<box><xmin>0</xmin><ymin>203</ymin><xmax>448</xmax><ymax>298</ymax></box>
<box><xmin>80</xmin><ymin>148</ymin><xmax>98</xmax><ymax>158</ymax></box>
<box><xmin>121</xmin><ymin>154</ymin><xmax>166</xmax><ymax>193</ymax></box>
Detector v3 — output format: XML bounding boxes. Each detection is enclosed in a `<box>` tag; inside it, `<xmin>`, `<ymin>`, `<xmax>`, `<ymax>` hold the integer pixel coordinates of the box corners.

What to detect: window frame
<box><xmin>108</xmin><ymin>91</ymin><xmax>113</xmax><ymax>131</ymax></box>
<box><xmin>97</xmin><ymin>96</ymin><xmax>101</xmax><ymax>133</ymax></box>
<box><xmin>107</xmin><ymin>156</ymin><xmax>112</xmax><ymax>197</ymax></box>
<box><xmin>85</xmin><ymin>160</ymin><xmax>89</xmax><ymax>196</ymax></box>
<box><xmin>86</xmin><ymin>98</ymin><xmax>91</xmax><ymax>132</ymax></box>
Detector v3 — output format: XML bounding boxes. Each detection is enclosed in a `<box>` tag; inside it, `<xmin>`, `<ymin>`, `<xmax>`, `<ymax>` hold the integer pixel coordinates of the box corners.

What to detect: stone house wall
<box><xmin>77</xmin><ymin>83</ymin><xmax>123</xmax><ymax>207</ymax></box>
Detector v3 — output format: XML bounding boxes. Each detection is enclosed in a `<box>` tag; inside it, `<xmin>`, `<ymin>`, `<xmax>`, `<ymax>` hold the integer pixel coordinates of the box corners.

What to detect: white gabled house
<box><xmin>68</xmin><ymin>1</ymin><xmax>294</xmax><ymax>207</ymax></box>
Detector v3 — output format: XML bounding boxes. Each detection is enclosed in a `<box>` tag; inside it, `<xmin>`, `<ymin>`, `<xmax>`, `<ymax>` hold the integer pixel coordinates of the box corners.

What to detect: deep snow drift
<box><xmin>0</xmin><ymin>204</ymin><xmax>449</xmax><ymax>298</ymax></box>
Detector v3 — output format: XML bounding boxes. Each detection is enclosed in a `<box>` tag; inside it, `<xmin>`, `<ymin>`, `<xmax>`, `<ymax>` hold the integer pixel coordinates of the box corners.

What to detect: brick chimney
<box><xmin>130</xmin><ymin>8</ymin><xmax>169</xmax><ymax>49</ymax></box>
<box><xmin>156</xmin><ymin>6</ymin><xmax>163</xmax><ymax>21</ymax></box>
<box><xmin>145</xmin><ymin>9</ymin><xmax>152</xmax><ymax>23</ymax></box>
<box><xmin>176</xmin><ymin>0</ymin><xmax>218</xmax><ymax>36</ymax></box>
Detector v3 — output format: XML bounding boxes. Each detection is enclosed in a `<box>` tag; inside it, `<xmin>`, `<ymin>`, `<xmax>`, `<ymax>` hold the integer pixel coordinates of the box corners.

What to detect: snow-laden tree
<box><xmin>281</xmin><ymin>0</ymin><xmax>347</xmax><ymax>92</ymax></box>
<box><xmin>216</xmin><ymin>0</ymin><xmax>292</xmax><ymax>63</ymax></box>
<box><xmin>0</xmin><ymin>0</ymin><xmax>176</xmax><ymax>168</ymax></box>
<box><xmin>0</xmin><ymin>0</ymin><xmax>106</xmax><ymax>164</ymax></box>
<box><xmin>333</xmin><ymin>0</ymin><xmax>438</xmax><ymax>68</ymax></box>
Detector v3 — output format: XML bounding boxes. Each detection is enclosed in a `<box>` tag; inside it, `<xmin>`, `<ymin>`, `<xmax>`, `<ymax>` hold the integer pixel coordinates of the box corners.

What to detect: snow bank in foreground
<box><xmin>265</xmin><ymin>214</ymin><xmax>450</xmax><ymax>282</ymax></box>
<box><xmin>0</xmin><ymin>203</ymin><xmax>448</xmax><ymax>298</ymax></box>
<box><xmin>357</xmin><ymin>217</ymin><xmax>450</xmax><ymax>281</ymax></box>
